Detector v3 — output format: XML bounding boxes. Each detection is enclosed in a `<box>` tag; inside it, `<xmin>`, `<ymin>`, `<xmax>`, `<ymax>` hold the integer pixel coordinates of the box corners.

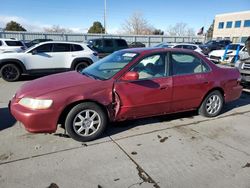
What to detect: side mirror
<box><xmin>32</xmin><ymin>50</ymin><xmax>38</xmax><ymax>55</ymax></box>
<box><xmin>121</xmin><ymin>71</ymin><xmax>139</xmax><ymax>81</ymax></box>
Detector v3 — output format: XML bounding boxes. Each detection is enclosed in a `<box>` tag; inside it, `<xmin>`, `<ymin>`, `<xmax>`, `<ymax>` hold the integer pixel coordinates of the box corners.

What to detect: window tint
<box><xmin>72</xmin><ymin>44</ymin><xmax>83</xmax><ymax>51</ymax></box>
<box><xmin>34</xmin><ymin>44</ymin><xmax>53</xmax><ymax>53</ymax></box>
<box><xmin>218</xmin><ymin>22</ymin><xmax>224</xmax><ymax>29</ymax></box>
<box><xmin>53</xmin><ymin>43</ymin><xmax>71</xmax><ymax>52</ymax></box>
<box><xmin>104</xmin><ymin>39</ymin><xmax>113</xmax><ymax>47</ymax></box>
<box><xmin>226</xmin><ymin>21</ymin><xmax>232</xmax><ymax>28</ymax></box>
<box><xmin>244</xmin><ymin>20</ymin><xmax>250</xmax><ymax>27</ymax></box>
<box><xmin>171</xmin><ymin>53</ymin><xmax>209</xmax><ymax>75</ymax></box>
<box><xmin>182</xmin><ymin>45</ymin><xmax>197</xmax><ymax>50</ymax></box>
<box><xmin>235</xmin><ymin>20</ymin><xmax>241</xmax><ymax>28</ymax></box>
<box><xmin>116</xmin><ymin>39</ymin><xmax>127</xmax><ymax>47</ymax></box>
<box><xmin>5</xmin><ymin>41</ymin><xmax>23</xmax><ymax>46</ymax></box>
<box><xmin>0</xmin><ymin>41</ymin><xmax>2</xmax><ymax>46</ymax></box>
<box><xmin>131</xmin><ymin>54</ymin><xmax>166</xmax><ymax>79</ymax></box>
<box><xmin>174</xmin><ymin>45</ymin><xmax>183</xmax><ymax>49</ymax></box>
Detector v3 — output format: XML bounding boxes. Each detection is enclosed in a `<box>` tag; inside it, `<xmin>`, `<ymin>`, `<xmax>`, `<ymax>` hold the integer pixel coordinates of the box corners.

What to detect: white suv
<box><xmin>0</xmin><ymin>41</ymin><xmax>99</xmax><ymax>81</ymax></box>
<box><xmin>0</xmin><ymin>38</ymin><xmax>26</xmax><ymax>53</ymax></box>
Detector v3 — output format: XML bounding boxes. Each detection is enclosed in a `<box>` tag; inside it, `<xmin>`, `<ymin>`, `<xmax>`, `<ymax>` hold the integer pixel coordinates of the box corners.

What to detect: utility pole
<box><xmin>104</xmin><ymin>0</ymin><xmax>107</xmax><ymax>34</ymax></box>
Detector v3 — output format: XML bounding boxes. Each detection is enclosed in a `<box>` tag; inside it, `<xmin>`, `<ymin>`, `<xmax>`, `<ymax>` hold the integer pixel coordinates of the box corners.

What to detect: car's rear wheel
<box><xmin>198</xmin><ymin>90</ymin><xmax>223</xmax><ymax>117</ymax></box>
<box><xmin>74</xmin><ymin>62</ymin><xmax>89</xmax><ymax>72</ymax></box>
<box><xmin>0</xmin><ymin>64</ymin><xmax>21</xmax><ymax>82</ymax></box>
<box><xmin>65</xmin><ymin>102</ymin><xmax>107</xmax><ymax>142</ymax></box>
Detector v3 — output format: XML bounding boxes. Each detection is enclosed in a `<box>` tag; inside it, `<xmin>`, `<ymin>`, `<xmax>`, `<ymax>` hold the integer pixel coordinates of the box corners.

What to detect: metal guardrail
<box><xmin>0</xmin><ymin>31</ymin><xmax>205</xmax><ymax>47</ymax></box>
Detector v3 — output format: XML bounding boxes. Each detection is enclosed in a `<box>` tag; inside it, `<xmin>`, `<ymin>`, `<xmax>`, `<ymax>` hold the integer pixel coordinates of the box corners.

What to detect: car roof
<box><xmin>0</xmin><ymin>38</ymin><xmax>19</xmax><ymax>41</ymax></box>
<box><xmin>120</xmin><ymin>47</ymin><xmax>198</xmax><ymax>54</ymax></box>
<box><xmin>36</xmin><ymin>41</ymin><xmax>87</xmax><ymax>46</ymax></box>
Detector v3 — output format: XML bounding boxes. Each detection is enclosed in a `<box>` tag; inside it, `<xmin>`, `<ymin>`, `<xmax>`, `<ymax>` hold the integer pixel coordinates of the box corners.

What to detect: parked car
<box><xmin>10</xmin><ymin>48</ymin><xmax>242</xmax><ymax>142</ymax></box>
<box><xmin>87</xmin><ymin>38</ymin><xmax>128</xmax><ymax>58</ymax></box>
<box><xmin>25</xmin><ymin>39</ymin><xmax>53</xmax><ymax>48</ymax></box>
<box><xmin>128</xmin><ymin>42</ymin><xmax>146</xmax><ymax>48</ymax></box>
<box><xmin>235</xmin><ymin>37</ymin><xmax>250</xmax><ymax>84</ymax></box>
<box><xmin>209</xmin><ymin>43</ymin><xmax>246</xmax><ymax>64</ymax></box>
<box><xmin>199</xmin><ymin>40</ymin><xmax>232</xmax><ymax>55</ymax></box>
<box><xmin>172</xmin><ymin>43</ymin><xmax>205</xmax><ymax>54</ymax></box>
<box><xmin>0</xmin><ymin>41</ymin><xmax>98</xmax><ymax>81</ymax></box>
<box><xmin>0</xmin><ymin>38</ymin><xmax>26</xmax><ymax>53</ymax></box>
<box><xmin>154</xmin><ymin>42</ymin><xmax>176</xmax><ymax>48</ymax></box>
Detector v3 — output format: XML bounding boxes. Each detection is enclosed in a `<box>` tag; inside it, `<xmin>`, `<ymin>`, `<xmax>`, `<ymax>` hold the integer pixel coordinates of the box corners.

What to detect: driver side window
<box><xmin>32</xmin><ymin>44</ymin><xmax>53</xmax><ymax>53</ymax></box>
<box><xmin>131</xmin><ymin>54</ymin><xmax>166</xmax><ymax>79</ymax></box>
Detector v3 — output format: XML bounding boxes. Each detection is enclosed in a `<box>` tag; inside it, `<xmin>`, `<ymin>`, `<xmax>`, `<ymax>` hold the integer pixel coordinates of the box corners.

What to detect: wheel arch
<box><xmin>199</xmin><ymin>87</ymin><xmax>225</xmax><ymax>108</ymax></box>
<box><xmin>70</xmin><ymin>58</ymin><xmax>94</xmax><ymax>70</ymax></box>
<box><xmin>57</xmin><ymin>99</ymin><xmax>111</xmax><ymax>127</ymax></box>
<box><xmin>0</xmin><ymin>59</ymin><xmax>27</xmax><ymax>73</ymax></box>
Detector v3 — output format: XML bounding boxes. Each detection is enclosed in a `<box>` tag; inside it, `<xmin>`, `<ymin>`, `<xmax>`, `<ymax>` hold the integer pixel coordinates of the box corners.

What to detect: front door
<box><xmin>114</xmin><ymin>53</ymin><xmax>173</xmax><ymax>120</ymax></box>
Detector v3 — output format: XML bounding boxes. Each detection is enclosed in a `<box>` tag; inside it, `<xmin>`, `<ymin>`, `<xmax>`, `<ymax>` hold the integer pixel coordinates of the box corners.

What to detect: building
<box><xmin>213</xmin><ymin>10</ymin><xmax>250</xmax><ymax>43</ymax></box>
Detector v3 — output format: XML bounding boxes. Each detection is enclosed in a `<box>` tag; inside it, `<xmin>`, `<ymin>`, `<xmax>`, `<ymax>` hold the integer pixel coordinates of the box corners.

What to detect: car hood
<box><xmin>209</xmin><ymin>50</ymin><xmax>236</xmax><ymax>57</ymax></box>
<box><xmin>16</xmin><ymin>71</ymin><xmax>98</xmax><ymax>98</ymax></box>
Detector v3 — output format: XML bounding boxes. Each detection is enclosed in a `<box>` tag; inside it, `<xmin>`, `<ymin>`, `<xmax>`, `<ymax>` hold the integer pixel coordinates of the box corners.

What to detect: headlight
<box><xmin>235</xmin><ymin>60</ymin><xmax>241</xmax><ymax>68</ymax></box>
<box><xmin>18</xmin><ymin>98</ymin><xmax>53</xmax><ymax>110</ymax></box>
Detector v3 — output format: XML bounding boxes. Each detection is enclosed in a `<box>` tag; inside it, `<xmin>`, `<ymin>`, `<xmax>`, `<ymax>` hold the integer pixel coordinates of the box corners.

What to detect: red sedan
<box><xmin>10</xmin><ymin>48</ymin><xmax>242</xmax><ymax>142</ymax></box>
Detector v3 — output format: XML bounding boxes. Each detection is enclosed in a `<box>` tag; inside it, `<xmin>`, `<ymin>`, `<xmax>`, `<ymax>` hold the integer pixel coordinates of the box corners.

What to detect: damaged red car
<box><xmin>10</xmin><ymin>48</ymin><xmax>242</xmax><ymax>142</ymax></box>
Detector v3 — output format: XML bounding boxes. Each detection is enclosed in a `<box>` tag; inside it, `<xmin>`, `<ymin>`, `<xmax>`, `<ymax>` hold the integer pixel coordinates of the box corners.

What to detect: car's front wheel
<box><xmin>65</xmin><ymin>102</ymin><xmax>107</xmax><ymax>142</ymax></box>
<box><xmin>0</xmin><ymin>64</ymin><xmax>21</xmax><ymax>82</ymax></box>
<box><xmin>198</xmin><ymin>90</ymin><xmax>223</xmax><ymax>117</ymax></box>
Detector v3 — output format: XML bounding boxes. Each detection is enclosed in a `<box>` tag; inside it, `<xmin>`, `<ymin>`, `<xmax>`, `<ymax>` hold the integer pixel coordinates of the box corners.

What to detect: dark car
<box><xmin>128</xmin><ymin>42</ymin><xmax>146</xmax><ymax>48</ymax></box>
<box><xmin>87</xmin><ymin>38</ymin><xmax>128</xmax><ymax>58</ymax></box>
<box><xmin>200</xmin><ymin>40</ymin><xmax>232</xmax><ymax>55</ymax></box>
<box><xmin>10</xmin><ymin>48</ymin><xmax>242</xmax><ymax>142</ymax></box>
<box><xmin>25</xmin><ymin>39</ymin><xmax>53</xmax><ymax>48</ymax></box>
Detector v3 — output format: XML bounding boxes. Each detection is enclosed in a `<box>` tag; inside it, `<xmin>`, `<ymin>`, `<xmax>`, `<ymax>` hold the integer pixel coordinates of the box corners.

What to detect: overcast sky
<box><xmin>0</xmin><ymin>0</ymin><xmax>249</xmax><ymax>33</ymax></box>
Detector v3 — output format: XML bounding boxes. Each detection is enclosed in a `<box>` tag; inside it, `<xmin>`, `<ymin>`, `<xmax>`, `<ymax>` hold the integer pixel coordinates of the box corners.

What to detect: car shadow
<box><xmin>18</xmin><ymin>75</ymin><xmax>46</xmax><ymax>82</ymax></box>
<box><xmin>0</xmin><ymin>107</ymin><xmax>16</xmax><ymax>131</ymax></box>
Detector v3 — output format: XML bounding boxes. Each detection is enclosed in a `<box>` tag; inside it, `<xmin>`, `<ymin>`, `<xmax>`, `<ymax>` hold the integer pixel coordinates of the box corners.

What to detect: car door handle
<box><xmin>71</xmin><ymin>55</ymin><xmax>77</xmax><ymax>57</ymax></box>
<box><xmin>159</xmin><ymin>84</ymin><xmax>169</xmax><ymax>90</ymax></box>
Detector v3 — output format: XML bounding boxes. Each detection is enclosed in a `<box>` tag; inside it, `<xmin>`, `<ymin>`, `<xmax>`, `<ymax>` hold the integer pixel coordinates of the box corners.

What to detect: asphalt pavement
<box><xmin>0</xmin><ymin>77</ymin><xmax>250</xmax><ymax>188</ymax></box>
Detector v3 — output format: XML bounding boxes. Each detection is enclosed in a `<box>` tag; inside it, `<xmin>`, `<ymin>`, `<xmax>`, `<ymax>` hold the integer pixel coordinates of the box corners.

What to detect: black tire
<box><xmin>198</xmin><ymin>90</ymin><xmax>224</xmax><ymax>117</ymax></box>
<box><xmin>65</xmin><ymin>102</ymin><xmax>107</xmax><ymax>142</ymax></box>
<box><xmin>0</xmin><ymin>64</ymin><xmax>21</xmax><ymax>82</ymax></box>
<box><xmin>74</xmin><ymin>62</ymin><xmax>89</xmax><ymax>72</ymax></box>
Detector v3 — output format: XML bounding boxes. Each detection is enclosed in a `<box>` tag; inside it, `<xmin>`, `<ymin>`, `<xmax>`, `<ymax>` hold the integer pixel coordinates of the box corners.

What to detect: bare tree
<box><xmin>43</xmin><ymin>25</ymin><xmax>72</xmax><ymax>33</ymax></box>
<box><xmin>167</xmin><ymin>22</ymin><xmax>195</xmax><ymax>36</ymax></box>
<box><xmin>122</xmin><ymin>12</ymin><xmax>154</xmax><ymax>35</ymax></box>
<box><xmin>186</xmin><ymin>28</ymin><xmax>195</xmax><ymax>36</ymax></box>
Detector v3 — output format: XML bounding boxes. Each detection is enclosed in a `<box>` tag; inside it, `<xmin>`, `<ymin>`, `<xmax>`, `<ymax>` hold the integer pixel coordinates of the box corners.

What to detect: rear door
<box><xmin>51</xmin><ymin>43</ymin><xmax>72</xmax><ymax>68</ymax></box>
<box><xmin>114</xmin><ymin>53</ymin><xmax>173</xmax><ymax>120</ymax></box>
<box><xmin>170</xmin><ymin>52</ymin><xmax>212</xmax><ymax>112</ymax></box>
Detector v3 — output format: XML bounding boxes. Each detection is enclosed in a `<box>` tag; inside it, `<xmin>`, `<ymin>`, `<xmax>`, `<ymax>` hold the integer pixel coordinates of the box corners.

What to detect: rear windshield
<box><xmin>5</xmin><ymin>41</ymin><xmax>24</xmax><ymax>46</ymax></box>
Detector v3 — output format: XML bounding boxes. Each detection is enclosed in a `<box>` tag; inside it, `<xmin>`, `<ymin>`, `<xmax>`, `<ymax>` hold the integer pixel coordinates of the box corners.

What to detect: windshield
<box><xmin>227</xmin><ymin>44</ymin><xmax>244</xmax><ymax>50</ymax></box>
<box><xmin>82</xmin><ymin>51</ymin><xmax>138</xmax><ymax>80</ymax></box>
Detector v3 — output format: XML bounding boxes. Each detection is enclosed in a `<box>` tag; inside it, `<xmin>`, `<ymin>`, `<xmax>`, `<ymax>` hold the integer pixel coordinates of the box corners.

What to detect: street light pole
<box><xmin>104</xmin><ymin>0</ymin><xmax>107</xmax><ymax>34</ymax></box>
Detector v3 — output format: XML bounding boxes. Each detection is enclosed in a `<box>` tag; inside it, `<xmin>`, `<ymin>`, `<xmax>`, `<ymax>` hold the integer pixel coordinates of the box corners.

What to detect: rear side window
<box><xmin>104</xmin><ymin>39</ymin><xmax>113</xmax><ymax>47</ymax></box>
<box><xmin>171</xmin><ymin>53</ymin><xmax>210</xmax><ymax>75</ymax></box>
<box><xmin>53</xmin><ymin>43</ymin><xmax>71</xmax><ymax>52</ymax></box>
<box><xmin>0</xmin><ymin>41</ymin><xmax>2</xmax><ymax>46</ymax></box>
<box><xmin>183</xmin><ymin>45</ymin><xmax>197</xmax><ymax>50</ymax></box>
<box><xmin>5</xmin><ymin>41</ymin><xmax>23</xmax><ymax>46</ymax></box>
<box><xmin>174</xmin><ymin>45</ymin><xmax>183</xmax><ymax>49</ymax></box>
<box><xmin>71</xmin><ymin>44</ymin><xmax>83</xmax><ymax>51</ymax></box>
<box><xmin>34</xmin><ymin>44</ymin><xmax>53</xmax><ymax>53</ymax></box>
<box><xmin>116</xmin><ymin>39</ymin><xmax>127</xmax><ymax>47</ymax></box>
